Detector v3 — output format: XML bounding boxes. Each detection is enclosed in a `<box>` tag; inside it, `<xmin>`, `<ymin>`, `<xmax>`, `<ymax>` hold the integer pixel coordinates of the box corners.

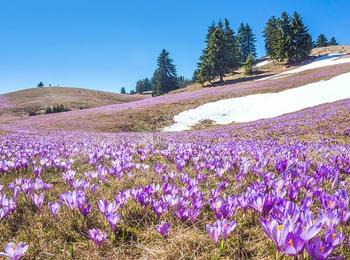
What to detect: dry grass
<box><xmin>2</xmin><ymin>61</ymin><xmax>350</xmax><ymax>134</ymax></box>
<box><xmin>2</xmin><ymin>86</ymin><xmax>147</xmax><ymax>116</ymax></box>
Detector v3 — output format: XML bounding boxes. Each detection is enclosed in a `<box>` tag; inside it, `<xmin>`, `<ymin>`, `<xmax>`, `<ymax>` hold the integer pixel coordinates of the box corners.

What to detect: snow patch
<box><xmin>257</xmin><ymin>53</ymin><xmax>350</xmax><ymax>81</ymax></box>
<box><xmin>255</xmin><ymin>60</ymin><xmax>272</xmax><ymax>68</ymax></box>
<box><xmin>164</xmin><ymin>72</ymin><xmax>350</xmax><ymax>132</ymax></box>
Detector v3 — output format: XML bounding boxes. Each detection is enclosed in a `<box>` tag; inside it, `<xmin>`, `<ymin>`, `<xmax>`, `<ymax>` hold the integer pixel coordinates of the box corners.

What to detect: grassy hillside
<box><xmin>2</xmin><ymin>86</ymin><xmax>147</xmax><ymax>116</ymax></box>
<box><xmin>2</xmin><ymin>61</ymin><xmax>350</xmax><ymax>134</ymax></box>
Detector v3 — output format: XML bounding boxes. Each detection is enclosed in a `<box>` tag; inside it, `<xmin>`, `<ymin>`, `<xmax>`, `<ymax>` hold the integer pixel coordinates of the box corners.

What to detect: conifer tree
<box><xmin>37</xmin><ymin>81</ymin><xmax>44</xmax><ymax>88</ymax></box>
<box><xmin>244</xmin><ymin>53</ymin><xmax>255</xmax><ymax>75</ymax></box>
<box><xmin>276</xmin><ymin>12</ymin><xmax>292</xmax><ymax>62</ymax></box>
<box><xmin>196</xmin><ymin>19</ymin><xmax>240</xmax><ymax>84</ymax></box>
<box><xmin>290</xmin><ymin>12</ymin><xmax>312</xmax><ymax>62</ymax></box>
<box><xmin>237</xmin><ymin>23</ymin><xmax>257</xmax><ymax>62</ymax></box>
<box><xmin>316</xmin><ymin>34</ymin><xmax>328</xmax><ymax>47</ymax></box>
<box><xmin>120</xmin><ymin>87</ymin><xmax>126</xmax><ymax>94</ymax></box>
<box><xmin>328</xmin><ymin>37</ymin><xmax>338</xmax><ymax>46</ymax></box>
<box><xmin>263</xmin><ymin>16</ymin><xmax>279</xmax><ymax>60</ymax></box>
<box><xmin>264</xmin><ymin>12</ymin><xmax>312</xmax><ymax>64</ymax></box>
<box><xmin>152</xmin><ymin>49</ymin><xmax>178</xmax><ymax>96</ymax></box>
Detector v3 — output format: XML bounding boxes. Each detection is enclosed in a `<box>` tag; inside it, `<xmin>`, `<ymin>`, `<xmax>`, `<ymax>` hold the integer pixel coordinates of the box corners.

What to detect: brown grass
<box><xmin>3</xmin><ymin>86</ymin><xmax>148</xmax><ymax>116</ymax></box>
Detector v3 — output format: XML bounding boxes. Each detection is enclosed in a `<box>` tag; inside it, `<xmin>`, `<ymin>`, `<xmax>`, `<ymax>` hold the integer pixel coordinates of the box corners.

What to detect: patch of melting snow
<box><xmin>163</xmin><ymin>71</ymin><xmax>350</xmax><ymax>132</ymax></box>
<box><xmin>255</xmin><ymin>60</ymin><xmax>272</xmax><ymax>68</ymax></box>
<box><xmin>256</xmin><ymin>53</ymin><xmax>350</xmax><ymax>81</ymax></box>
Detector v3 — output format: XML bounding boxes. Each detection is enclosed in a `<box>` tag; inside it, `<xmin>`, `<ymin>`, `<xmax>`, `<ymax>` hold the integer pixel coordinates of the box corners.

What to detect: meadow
<box><xmin>1</xmin><ymin>98</ymin><xmax>350</xmax><ymax>258</ymax></box>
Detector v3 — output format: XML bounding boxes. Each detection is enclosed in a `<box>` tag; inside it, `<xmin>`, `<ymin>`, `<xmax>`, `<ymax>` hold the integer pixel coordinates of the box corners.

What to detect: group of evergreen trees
<box><xmin>131</xmin><ymin>50</ymin><xmax>192</xmax><ymax>96</ymax></box>
<box><xmin>263</xmin><ymin>12</ymin><xmax>313</xmax><ymax>64</ymax></box>
<box><xmin>45</xmin><ymin>104</ymin><xmax>70</xmax><ymax>114</ymax></box>
<box><xmin>124</xmin><ymin>12</ymin><xmax>340</xmax><ymax>93</ymax></box>
<box><xmin>314</xmin><ymin>34</ymin><xmax>338</xmax><ymax>47</ymax></box>
<box><xmin>135</xmin><ymin>78</ymin><xmax>153</xmax><ymax>93</ymax></box>
<box><xmin>194</xmin><ymin>19</ymin><xmax>257</xmax><ymax>84</ymax></box>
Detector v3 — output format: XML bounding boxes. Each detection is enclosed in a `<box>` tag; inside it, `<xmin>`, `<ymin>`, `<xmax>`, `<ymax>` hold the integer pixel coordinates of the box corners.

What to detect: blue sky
<box><xmin>0</xmin><ymin>0</ymin><xmax>349</xmax><ymax>94</ymax></box>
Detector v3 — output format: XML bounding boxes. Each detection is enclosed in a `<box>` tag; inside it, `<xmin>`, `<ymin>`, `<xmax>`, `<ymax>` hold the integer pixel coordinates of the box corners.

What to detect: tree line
<box><xmin>45</xmin><ymin>104</ymin><xmax>70</xmax><ymax>114</ymax></box>
<box><xmin>118</xmin><ymin>11</ymin><xmax>339</xmax><ymax>96</ymax></box>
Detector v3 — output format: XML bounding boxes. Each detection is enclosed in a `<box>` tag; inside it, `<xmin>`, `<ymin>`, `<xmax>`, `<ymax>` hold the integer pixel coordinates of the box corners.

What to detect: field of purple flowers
<box><xmin>1</xmin><ymin>116</ymin><xmax>350</xmax><ymax>259</ymax></box>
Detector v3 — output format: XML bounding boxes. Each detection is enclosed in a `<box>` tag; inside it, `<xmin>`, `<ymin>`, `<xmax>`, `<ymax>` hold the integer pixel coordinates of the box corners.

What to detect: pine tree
<box><xmin>316</xmin><ymin>34</ymin><xmax>328</xmax><ymax>47</ymax></box>
<box><xmin>152</xmin><ymin>49</ymin><xmax>179</xmax><ymax>96</ymax></box>
<box><xmin>120</xmin><ymin>87</ymin><xmax>126</xmax><ymax>94</ymax></box>
<box><xmin>276</xmin><ymin>12</ymin><xmax>292</xmax><ymax>62</ymax></box>
<box><xmin>237</xmin><ymin>23</ymin><xmax>257</xmax><ymax>62</ymax></box>
<box><xmin>290</xmin><ymin>12</ymin><xmax>312</xmax><ymax>63</ymax></box>
<box><xmin>222</xmin><ymin>19</ymin><xmax>241</xmax><ymax>79</ymax></box>
<box><xmin>37</xmin><ymin>81</ymin><xmax>44</xmax><ymax>88</ymax></box>
<box><xmin>264</xmin><ymin>12</ymin><xmax>312</xmax><ymax>63</ymax></box>
<box><xmin>263</xmin><ymin>16</ymin><xmax>279</xmax><ymax>60</ymax></box>
<box><xmin>196</xmin><ymin>19</ymin><xmax>240</xmax><ymax>84</ymax></box>
<box><xmin>45</xmin><ymin>107</ymin><xmax>52</xmax><ymax>114</ymax></box>
<box><xmin>328</xmin><ymin>37</ymin><xmax>338</xmax><ymax>46</ymax></box>
<box><xmin>244</xmin><ymin>53</ymin><xmax>255</xmax><ymax>75</ymax></box>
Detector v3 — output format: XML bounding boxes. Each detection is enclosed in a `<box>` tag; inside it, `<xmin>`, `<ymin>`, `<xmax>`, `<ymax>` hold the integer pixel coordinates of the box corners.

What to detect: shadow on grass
<box><xmin>207</xmin><ymin>72</ymin><xmax>275</xmax><ymax>88</ymax></box>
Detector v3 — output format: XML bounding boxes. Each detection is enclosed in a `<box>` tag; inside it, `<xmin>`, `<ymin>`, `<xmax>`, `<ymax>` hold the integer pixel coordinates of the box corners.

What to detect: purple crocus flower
<box><xmin>153</xmin><ymin>200</ymin><xmax>168</xmax><ymax>218</ymax></box>
<box><xmin>0</xmin><ymin>242</ymin><xmax>29</xmax><ymax>260</ymax></box>
<box><xmin>220</xmin><ymin>219</ymin><xmax>237</xmax><ymax>240</ymax></box>
<box><xmin>155</xmin><ymin>221</ymin><xmax>170</xmax><ymax>237</ymax></box>
<box><xmin>306</xmin><ymin>237</ymin><xmax>333</xmax><ymax>260</ymax></box>
<box><xmin>48</xmin><ymin>202</ymin><xmax>60</xmax><ymax>217</ymax></box>
<box><xmin>206</xmin><ymin>219</ymin><xmax>236</xmax><ymax>245</ymax></box>
<box><xmin>97</xmin><ymin>199</ymin><xmax>118</xmax><ymax>215</ymax></box>
<box><xmin>206</xmin><ymin>222</ymin><xmax>220</xmax><ymax>245</ymax></box>
<box><xmin>324</xmin><ymin>229</ymin><xmax>344</xmax><ymax>247</ymax></box>
<box><xmin>106</xmin><ymin>212</ymin><xmax>120</xmax><ymax>231</ymax></box>
<box><xmin>78</xmin><ymin>203</ymin><xmax>91</xmax><ymax>217</ymax></box>
<box><xmin>284</xmin><ymin>232</ymin><xmax>304</xmax><ymax>256</ymax></box>
<box><xmin>260</xmin><ymin>218</ymin><xmax>290</xmax><ymax>251</ymax></box>
<box><xmin>31</xmin><ymin>193</ymin><xmax>44</xmax><ymax>209</ymax></box>
<box><xmin>88</xmin><ymin>228</ymin><xmax>107</xmax><ymax>246</ymax></box>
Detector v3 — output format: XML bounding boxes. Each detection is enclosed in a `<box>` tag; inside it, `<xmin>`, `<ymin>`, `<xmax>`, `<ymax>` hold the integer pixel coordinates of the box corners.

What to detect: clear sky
<box><xmin>0</xmin><ymin>0</ymin><xmax>349</xmax><ymax>94</ymax></box>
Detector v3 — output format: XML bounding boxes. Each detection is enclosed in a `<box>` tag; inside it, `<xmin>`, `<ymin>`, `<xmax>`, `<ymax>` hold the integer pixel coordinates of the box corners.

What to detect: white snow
<box><xmin>164</xmin><ymin>71</ymin><xmax>350</xmax><ymax>132</ymax></box>
<box><xmin>257</xmin><ymin>53</ymin><xmax>350</xmax><ymax>81</ymax></box>
<box><xmin>255</xmin><ymin>60</ymin><xmax>272</xmax><ymax>68</ymax></box>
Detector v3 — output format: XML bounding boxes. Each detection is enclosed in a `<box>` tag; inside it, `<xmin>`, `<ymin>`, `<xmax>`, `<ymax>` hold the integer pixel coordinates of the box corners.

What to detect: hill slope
<box><xmin>1</xmin><ymin>86</ymin><xmax>147</xmax><ymax>116</ymax></box>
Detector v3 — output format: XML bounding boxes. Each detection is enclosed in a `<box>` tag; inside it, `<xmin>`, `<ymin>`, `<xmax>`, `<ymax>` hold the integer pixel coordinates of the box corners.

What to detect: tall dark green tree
<box><xmin>276</xmin><ymin>12</ymin><xmax>292</xmax><ymax>62</ymax></box>
<box><xmin>37</xmin><ymin>81</ymin><xmax>44</xmax><ymax>88</ymax></box>
<box><xmin>263</xmin><ymin>11</ymin><xmax>312</xmax><ymax>64</ymax></box>
<box><xmin>237</xmin><ymin>23</ymin><xmax>257</xmax><ymax>62</ymax></box>
<box><xmin>120</xmin><ymin>87</ymin><xmax>126</xmax><ymax>94</ymax></box>
<box><xmin>290</xmin><ymin>12</ymin><xmax>312</xmax><ymax>62</ymax></box>
<box><xmin>328</xmin><ymin>37</ymin><xmax>338</xmax><ymax>46</ymax></box>
<box><xmin>315</xmin><ymin>34</ymin><xmax>328</xmax><ymax>47</ymax></box>
<box><xmin>263</xmin><ymin>16</ymin><xmax>279</xmax><ymax>60</ymax></box>
<box><xmin>152</xmin><ymin>49</ymin><xmax>179</xmax><ymax>96</ymax></box>
<box><xmin>195</xmin><ymin>19</ymin><xmax>240</xmax><ymax>84</ymax></box>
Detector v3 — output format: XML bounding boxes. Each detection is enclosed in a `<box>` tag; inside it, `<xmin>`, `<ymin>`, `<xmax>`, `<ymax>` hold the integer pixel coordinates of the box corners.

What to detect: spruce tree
<box><xmin>222</xmin><ymin>19</ymin><xmax>241</xmax><ymax>78</ymax></box>
<box><xmin>276</xmin><ymin>12</ymin><xmax>292</xmax><ymax>62</ymax></box>
<box><xmin>237</xmin><ymin>23</ymin><xmax>257</xmax><ymax>62</ymax></box>
<box><xmin>152</xmin><ymin>49</ymin><xmax>179</xmax><ymax>96</ymax></box>
<box><xmin>37</xmin><ymin>81</ymin><xmax>44</xmax><ymax>88</ymax></box>
<box><xmin>244</xmin><ymin>53</ymin><xmax>255</xmax><ymax>75</ymax></box>
<box><xmin>263</xmin><ymin>16</ymin><xmax>279</xmax><ymax>60</ymax></box>
<box><xmin>206</xmin><ymin>26</ymin><xmax>227</xmax><ymax>83</ymax></box>
<box><xmin>290</xmin><ymin>12</ymin><xmax>312</xmax><ymax>63</ymax></box>
<box><xmin>328</xmin><ymin>37</ymin><xmax>338</xmax><ymax>46</ymax></box>
<box><xmin>316</xmin><ymin>34</ymin><xmax>328</xmax><ymax>47</ymax></box>
<box><xmin>196</xmin><ymin>19</ymin><xmax>240</xmax><ymax>84</ymax></box>
<box><xmin>264</xmin><ymin>12</ymin><xmax>312</xmax><ymax>63</ymax></box>
<box><xmin>120</xmin><ymin>87</ymin><xmax>126</xmax><ymax>94</ymax></box>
